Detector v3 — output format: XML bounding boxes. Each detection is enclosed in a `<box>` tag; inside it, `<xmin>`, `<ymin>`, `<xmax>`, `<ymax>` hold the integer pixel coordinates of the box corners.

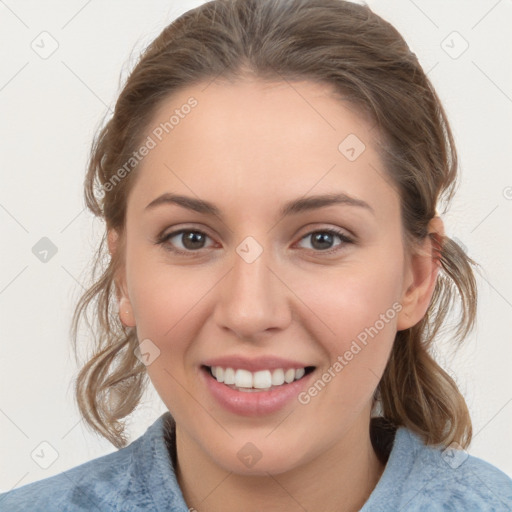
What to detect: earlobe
<box><xmin>396</xmin><ymin>217</ymin><xmax>444</xmax><ymax>331</ymax></box>
<box><xmin>119</xmin><ymin>296</ymin><xmax>136</xmax><ymax>327</ymax></box>
<box><xmin>108</xmin><ymin>229</ymin><xmax>119</xmax><ymax>257</ymax></box>
<box><xmin>108</xmin><ymin>229</ymin><xmax>135</xmax><ymax>327</ymax></box>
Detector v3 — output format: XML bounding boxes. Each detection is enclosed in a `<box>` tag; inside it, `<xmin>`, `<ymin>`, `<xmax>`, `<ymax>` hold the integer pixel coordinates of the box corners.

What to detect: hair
<box><xmin>71</xmin><ymin>0</ymin><xmax>478</xmax><ymax>450</ymax></box>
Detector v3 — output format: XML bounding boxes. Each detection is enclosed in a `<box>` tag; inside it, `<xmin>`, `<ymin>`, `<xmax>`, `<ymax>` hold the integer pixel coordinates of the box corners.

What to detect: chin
<box><xmin>204</xmin><ymin>438</ymin><xmax>310</xmax><ymax>476</ymax></box>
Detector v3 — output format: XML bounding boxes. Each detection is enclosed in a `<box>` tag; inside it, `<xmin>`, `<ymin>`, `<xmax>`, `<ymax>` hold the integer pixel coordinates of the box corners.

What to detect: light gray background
<box><xmin>1</xmin><ymin>0</ymin><xmax>511</xmax><ymax>492</ymax></box>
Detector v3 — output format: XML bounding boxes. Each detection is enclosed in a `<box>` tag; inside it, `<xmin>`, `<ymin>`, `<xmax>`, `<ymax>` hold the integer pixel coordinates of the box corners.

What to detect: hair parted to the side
<box><xmin>71</xmin><ymin>0</ymin><xmax>478</xmax><ymax>449</ymax></box>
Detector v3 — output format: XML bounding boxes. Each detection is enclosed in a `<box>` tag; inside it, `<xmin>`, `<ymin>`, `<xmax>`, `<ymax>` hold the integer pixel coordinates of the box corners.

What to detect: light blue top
<box><xmin>1</xmin><ymin>412</ymin><xmax>511</xmax><ymax>511</ymax></box>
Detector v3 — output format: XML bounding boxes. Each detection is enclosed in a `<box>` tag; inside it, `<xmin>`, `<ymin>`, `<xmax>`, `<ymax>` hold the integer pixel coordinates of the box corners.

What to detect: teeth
<box><xmin>284</xmin><ymin>369</ymin><xmax>295</xmax><ymax>383</ymax></box>
<box><xmin>224</xmin><ymin>367</ymin><xmax>235</xmax><ymax>385</ymax></box>
<box><xmin>253</xmin><ymin>370</ymin><xmax>272</xmax><ymax>389</ymax></box>
<box><xmin>235</xmin><ymin>369</ymin><xmax>253</xmax><ymax>388</ymax></box>
<box><xmin>209</xmin><ymin>366</ymin><xmax>310</xmax><ymax>390</ymax></box>
<box><xmin>271</xmin><ymin>368</ymin><xmax>285</xmax><ymax>386</ymax></box>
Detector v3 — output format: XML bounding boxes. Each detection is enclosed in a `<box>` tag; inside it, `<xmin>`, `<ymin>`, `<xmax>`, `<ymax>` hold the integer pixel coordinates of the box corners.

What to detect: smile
<box><xmin>207</xmin><ymin>365</ymin><xmax>315</xmax><ymax>391</ymax></box>
<box><xmin>201</xmin><ymin>363</ymin><xmax>317</xmax><ymax>416</ymax></box>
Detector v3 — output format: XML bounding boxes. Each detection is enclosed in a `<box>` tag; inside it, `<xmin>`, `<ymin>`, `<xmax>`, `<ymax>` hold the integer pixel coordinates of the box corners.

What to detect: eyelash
<box><xmin>155</xmin><ymin>227</ymin><xmax>354</xmax><ymax>256</ymax></box>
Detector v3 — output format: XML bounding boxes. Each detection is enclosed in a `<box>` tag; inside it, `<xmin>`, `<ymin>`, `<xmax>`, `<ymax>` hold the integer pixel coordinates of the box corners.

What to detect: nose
<box><xmin>213</xmin><ymin>242</ymin><xmax>292</xmax><ymax>341</ymax></box>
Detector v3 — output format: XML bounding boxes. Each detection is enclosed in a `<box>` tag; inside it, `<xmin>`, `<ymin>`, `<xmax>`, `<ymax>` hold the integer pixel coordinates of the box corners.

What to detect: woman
<box><xmin>1</xmin><ymin>0</ymin><xmax>511</xmax><ymax>510</ymax></box>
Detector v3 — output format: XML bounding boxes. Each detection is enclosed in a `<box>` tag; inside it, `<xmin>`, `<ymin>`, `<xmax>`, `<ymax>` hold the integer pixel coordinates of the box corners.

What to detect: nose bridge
<box><xmin>214</xmin><ymin>235</ymin><xmax>290</xmax><ymax>339</ymax></box>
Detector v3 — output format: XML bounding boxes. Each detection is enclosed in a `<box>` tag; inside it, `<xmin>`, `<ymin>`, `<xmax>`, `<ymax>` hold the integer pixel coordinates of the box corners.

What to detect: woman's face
<box><xmin>113</xmin><ymin>79</ymin><xmax>431</xmax><ymax>475</ymax></box>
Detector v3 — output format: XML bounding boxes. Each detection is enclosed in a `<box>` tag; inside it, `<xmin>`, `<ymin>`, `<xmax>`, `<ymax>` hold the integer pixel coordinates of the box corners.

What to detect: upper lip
<box><xmin>202</xmin><ymin>355</ymin><xmax>315</xmax><ymax>372</ymax></box>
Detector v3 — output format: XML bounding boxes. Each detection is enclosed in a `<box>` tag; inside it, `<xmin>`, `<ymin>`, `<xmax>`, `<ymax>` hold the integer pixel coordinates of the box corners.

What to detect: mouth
<box><xmin>200</xmin><ymin>355</ymin><xmax>318</xmax><ymax>416</ymax></box>
<box><xmin>202</xmin><ymin>365</ymin><xmax>316</xmax><ymax>392</ymax></box>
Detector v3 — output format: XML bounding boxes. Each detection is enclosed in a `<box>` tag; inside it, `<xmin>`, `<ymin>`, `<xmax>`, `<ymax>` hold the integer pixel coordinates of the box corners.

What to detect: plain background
<box><xmin>1</xmin><ymin>0</ymin><xmax>511</xmax><ymax>493</ymax></box>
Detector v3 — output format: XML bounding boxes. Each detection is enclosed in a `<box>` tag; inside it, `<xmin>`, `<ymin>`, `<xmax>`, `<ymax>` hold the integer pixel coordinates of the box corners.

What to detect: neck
<box><xmin>174</xmin><ymin>416</ymin><xmax>386</xmax><ymax>512</ymax></box>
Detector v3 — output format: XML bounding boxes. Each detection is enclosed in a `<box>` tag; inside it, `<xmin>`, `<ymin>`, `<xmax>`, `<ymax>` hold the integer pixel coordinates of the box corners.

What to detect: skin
<box><xmin>108</xmin><ymin>78</ymin><xmax>444</xmax><ymax>512</ymax></box>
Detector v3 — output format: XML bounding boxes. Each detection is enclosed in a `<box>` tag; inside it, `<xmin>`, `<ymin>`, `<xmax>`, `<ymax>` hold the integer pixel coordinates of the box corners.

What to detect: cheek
<box><xmin>298</xmin><ymin>249</ymin><xmax>404</xmax><ymax>348</ymax></box>
<box><xmin>126</xmin><ymin>255</ymin><xmax>210</xmax><ymax>416</ymax></box>
<box><xmin>126</xmin><ymin>246</ymin><xmax>209</xmax><ymax>356</ymax></box>
<box><xmin>292</xmin><ymin>250</ymin><xmax>404</xmax><ymax>411</ymax></box>
<box><xmin>297</xmin><ymin>272</ymin><xmax>401</xmax><ymax>417</ymax></box>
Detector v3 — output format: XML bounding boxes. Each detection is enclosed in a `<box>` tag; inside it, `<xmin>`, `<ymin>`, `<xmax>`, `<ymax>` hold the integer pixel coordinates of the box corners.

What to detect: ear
<box><xmin>396</xmin><ymin>216</ymin><xmax>444</xmax><ymax>331</ymax></box>
<box><xmin>108</xmin><ymin>229</ymin><xmax>136</xmax><ymax>328</ymax></box>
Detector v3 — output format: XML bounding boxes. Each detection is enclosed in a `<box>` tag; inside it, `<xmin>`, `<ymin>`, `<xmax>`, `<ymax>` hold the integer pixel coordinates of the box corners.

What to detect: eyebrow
<box><xmin>144</xmin><ymin>192</ymin><xmax>374</xmax><ymax>218</ymax></box>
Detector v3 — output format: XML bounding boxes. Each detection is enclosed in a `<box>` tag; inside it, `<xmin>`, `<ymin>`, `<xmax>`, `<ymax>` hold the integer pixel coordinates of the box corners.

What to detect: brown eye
<box><xmin>297</xmin><ymin>229</ymin><xmax>353</xmax><ymax>254</ymax></box>
<box><xmin>157</xmin><ymin>229</ymin><xmax>214</xmax><ymax>254</ymax></box>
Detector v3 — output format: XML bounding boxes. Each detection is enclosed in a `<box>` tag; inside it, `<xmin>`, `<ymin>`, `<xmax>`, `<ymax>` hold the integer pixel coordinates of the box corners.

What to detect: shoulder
<box><xmin>0</xmin><ymin>413</ymin><xmax>189</xmax><ymax>512</ymax></box>
<box><xmin>0</xmin><ymin>436</ymin><xmax>140</xmax><ymax>511</ymax></box>
<box><xmin>363</xmin><ymin>426</ymin><xmax>512</xmax><ymax>511</ymax></box>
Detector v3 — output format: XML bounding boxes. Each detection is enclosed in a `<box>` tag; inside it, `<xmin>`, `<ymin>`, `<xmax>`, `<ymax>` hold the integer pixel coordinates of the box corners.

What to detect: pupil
<box><xmin>313</xmin><ymin>232</ymin><xmax>333</xmax><ymax>250</ymax></box>
<box><xmin>184</xmin><ymin>231</ymin><xmax>204</xmax><ymax>249</ymax></box>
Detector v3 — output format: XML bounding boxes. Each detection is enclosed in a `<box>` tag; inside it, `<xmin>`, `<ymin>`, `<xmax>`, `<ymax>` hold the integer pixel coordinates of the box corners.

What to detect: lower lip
<box><xmin>201</xmin><ymin>367</ymin><xmax>315</xmax><ymax>417</ymax></box>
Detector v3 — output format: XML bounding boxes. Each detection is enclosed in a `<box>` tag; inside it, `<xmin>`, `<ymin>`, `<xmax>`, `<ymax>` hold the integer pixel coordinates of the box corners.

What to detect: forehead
<box><xmin>127</xmin><ymin>78</ymin><xmax>398</xmax><ymax>220</ymax></box>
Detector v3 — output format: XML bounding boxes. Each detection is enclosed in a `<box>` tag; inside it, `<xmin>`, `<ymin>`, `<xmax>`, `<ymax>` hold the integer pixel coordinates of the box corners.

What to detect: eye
<box><xmin>156</xmin><ymin>229</ymin><xmax>214</xmax><ymax>255</ymax></box>
<box><xmin>155</xmin><ymin>227</ymin><xmax>354</xmax><ymax>256</ymax></box>
<box><xmin>296</xmin><ymin>228</ymin><xmax>353</xmax><ymax>254</ymax></box>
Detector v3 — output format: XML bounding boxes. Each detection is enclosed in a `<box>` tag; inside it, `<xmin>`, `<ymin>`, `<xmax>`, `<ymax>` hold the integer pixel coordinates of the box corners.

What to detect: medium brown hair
<box><xmin>71</xmin><ymin>0</ymin><xmax>477</xmax><ymax>449</ymax></box>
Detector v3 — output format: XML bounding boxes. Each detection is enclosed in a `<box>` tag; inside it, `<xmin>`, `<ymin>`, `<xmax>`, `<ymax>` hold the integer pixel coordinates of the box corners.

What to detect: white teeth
<box><xmin>223</xmin><ymin>367</ymin><xmax>236</xmax><ymax>385</ymax></box>
<box><xmin>253</xmin><ymin>370</ymin><xmax>272</xmax><ymax>389</ymax></box>
<box><xmin>295</xmin><ymin>368</ymin><xmax>305</xmax><ymax>380</ymax></box>
<box><xmin>271</xmin><ymin>368</ymin><xmax>285</xmax><ymax>386</ymax></box>
<box><xmin>284</xmin><ymin>369</ymin><xmax>295</xmax><ymax>383</ymax></box>
<box><xmin>209</xmin><ymin>365</ymin><xmax>310</xmax><ymax>390</ymax></box>
<box><xmin>235</xmin><ymin>369</ymin><xmax>253</xmax><ymax>388</ymax></box>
